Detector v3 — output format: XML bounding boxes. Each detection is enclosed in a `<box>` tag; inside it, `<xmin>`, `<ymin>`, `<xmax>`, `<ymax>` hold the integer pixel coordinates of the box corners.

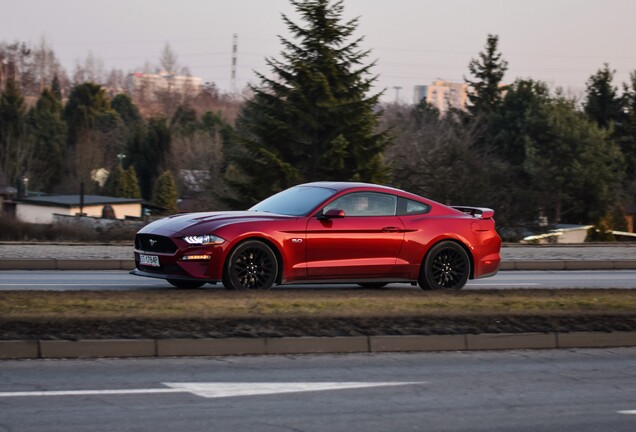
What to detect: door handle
<box><xmin>382</xmin><ymin>227</ymin><xmax>402</xmax><ymax>232</ymax></box>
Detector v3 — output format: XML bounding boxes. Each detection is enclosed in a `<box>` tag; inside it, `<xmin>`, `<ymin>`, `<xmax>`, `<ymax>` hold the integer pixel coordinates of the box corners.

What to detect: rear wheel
<box><xmin>419</xmin><ymin>241</ymin><xmax>470</xmax><ymax>290</ymax></box>
<box><xmin>167</xmin><ymin>279</ymin><xmax>205</xmax><ymax>289</ymax></box>
<box><xmin>222</xmin><ymin>240</ymin><xmax>278</xmax><ymax>290</ymax></box>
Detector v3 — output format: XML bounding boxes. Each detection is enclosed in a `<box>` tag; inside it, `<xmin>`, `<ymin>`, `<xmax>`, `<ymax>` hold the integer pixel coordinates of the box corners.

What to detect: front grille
<box><xmin>135</xmin><ymin>234</ymin><xmax>178</xmax><ymax>254</ymax></box>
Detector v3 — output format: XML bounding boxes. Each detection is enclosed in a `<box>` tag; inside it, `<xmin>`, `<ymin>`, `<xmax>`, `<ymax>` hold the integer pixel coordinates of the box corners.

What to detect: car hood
<box><xmin>139</xmin><ymin>211</ymin><xmax>296</xmax><ymax>235</ymax></box>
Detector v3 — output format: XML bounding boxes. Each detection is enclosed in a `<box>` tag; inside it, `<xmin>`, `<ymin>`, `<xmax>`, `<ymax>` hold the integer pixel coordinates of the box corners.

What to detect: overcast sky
<box><xmin>2</xmin><ymin>0</ymin><xmax>635</xmax><ymax>103</ymax></box>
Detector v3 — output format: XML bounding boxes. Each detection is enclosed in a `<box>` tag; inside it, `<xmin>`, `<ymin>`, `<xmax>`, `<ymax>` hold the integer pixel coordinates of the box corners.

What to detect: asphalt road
<box><xmin>0</xmin><ymin>270</ymin><xmax>635</xmax><ymax>290</ymax></box>
<box><xmin>1</xmin><ymin>348</ymin><xmax>635</xmax><ymax>432</ymax></box>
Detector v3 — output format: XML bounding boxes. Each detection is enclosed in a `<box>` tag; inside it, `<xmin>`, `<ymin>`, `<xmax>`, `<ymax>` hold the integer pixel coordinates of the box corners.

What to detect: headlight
<box><xmin>182</xmin><ymin>234</ymin><xmax>226</xmax><ymax>245</ymax></box>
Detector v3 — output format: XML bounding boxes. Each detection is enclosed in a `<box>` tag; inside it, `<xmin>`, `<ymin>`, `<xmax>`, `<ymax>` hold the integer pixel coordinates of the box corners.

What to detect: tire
<box><xmin>418</xmin><ymin>241</ymin><xmax>470</xmax><ymax>290</ymax></box>
<box><xmin>167</xmin><ymin>279</ymin><xmax>205</xmax><ymax>289</ymax></box>
<box><xmin>222</xmin><ymin>240</ymin><xmax>278</xmax><ymax>290</ymax></box>
<box><xmin>357</xmin><ymin>283</ymin><xmax>388</xmax><ymax>289</ymax></box>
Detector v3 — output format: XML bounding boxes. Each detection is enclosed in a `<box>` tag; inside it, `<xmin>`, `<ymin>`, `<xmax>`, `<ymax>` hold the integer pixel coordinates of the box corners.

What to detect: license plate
<box><xmin>139</xmin><ymin>254</ymin><xmax>160</xmax><ymax>267</ymax></box>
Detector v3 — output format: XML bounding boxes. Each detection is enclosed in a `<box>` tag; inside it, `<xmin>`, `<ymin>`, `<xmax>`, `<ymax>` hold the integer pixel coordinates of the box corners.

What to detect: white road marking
<box><xmin>0</xmin><ymin>284</ymin><xmax>159</xmax><ymax>287</ymax></box>
<box><xmin>0</xmin><ymin>389</ymin><xmax>184</xmax><ymax>397</ymax></box>
<box><xmin>467</xmin><ymin>283</ymin><xmax>541</xmax><ymax>286</ymax></box>
<box><xmin>0</xmin><ymin>382</ymin><xmax>424</xmax><ymax>399</ymax></box>
<box><xmin>618</xmin><ymin>410</ymin><xmax>636</xmax><ymax>415</ymax></box>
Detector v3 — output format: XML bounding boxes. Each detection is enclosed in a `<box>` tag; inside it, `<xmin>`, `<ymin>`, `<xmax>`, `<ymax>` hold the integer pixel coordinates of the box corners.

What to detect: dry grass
<box><xmin>2</xmin><ymin>289</ymin><xmax>636</xmax><ymax>320</ymax></box>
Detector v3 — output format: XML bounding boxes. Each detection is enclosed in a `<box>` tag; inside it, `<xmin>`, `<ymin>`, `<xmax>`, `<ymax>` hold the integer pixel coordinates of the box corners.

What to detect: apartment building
<box><xmin>127</xmin><ymin>71</ymin><xmax>202</xmax><ymax>100</ymax></box>
<box><xmin>413</xmin><ymin>80</ymin><xmax>468</xmax><ymax>113</ymax></box>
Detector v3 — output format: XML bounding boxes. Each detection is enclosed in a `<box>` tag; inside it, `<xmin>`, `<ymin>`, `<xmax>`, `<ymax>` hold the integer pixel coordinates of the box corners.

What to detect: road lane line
<box><xmin>0</xmin><ymin>382</ymin><xmax>425</xmax><ymax>399</ymax></box>
<box><xmin>163</xmin><ymin>382</ymin><xmax>425</xmax><ymax>398</ymax></box>
<box><xmin>467</xmin><ymin>283</ymin><xmax>541</xmax><ymax>286</ymax></box>
<box><xmin>618</xmin><ymin>410</ymin><xmax>636</xmax><ymax>415</ymax></box>
<box><xmin>0</xmin><ymin>389</ymin><xmax>185</xmax><ymax>397</ymax></box>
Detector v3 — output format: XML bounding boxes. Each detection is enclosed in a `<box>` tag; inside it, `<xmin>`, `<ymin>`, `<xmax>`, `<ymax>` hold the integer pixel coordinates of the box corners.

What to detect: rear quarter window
<box><xmin>397</xmin><ymin>198</ymin><xmax>431</xmax><ymax>215</ymax></box>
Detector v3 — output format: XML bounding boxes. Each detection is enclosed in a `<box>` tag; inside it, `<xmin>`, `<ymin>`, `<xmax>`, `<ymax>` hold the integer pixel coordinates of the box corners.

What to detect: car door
<box><xmin>305</xmin><ymin>192</ymin><xmax>405</xmax><ymax>279</ymax></box>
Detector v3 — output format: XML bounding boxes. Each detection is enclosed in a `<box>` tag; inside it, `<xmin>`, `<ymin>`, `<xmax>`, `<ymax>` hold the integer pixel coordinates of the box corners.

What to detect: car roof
<box><xmin>299</xmin><ymin>181</ymin><xmax>406</xmax><ymax>194</ymax></box>
<box><xmin>298</xmin><ymin>181</ymin><xmax>460</xmax><ymax>214</ymax></box>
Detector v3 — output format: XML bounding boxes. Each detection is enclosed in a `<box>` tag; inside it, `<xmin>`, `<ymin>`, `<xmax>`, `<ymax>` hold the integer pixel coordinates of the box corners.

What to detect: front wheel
<box><xmin>222</xmin><ymin>240</ymin><xmax>278</xmax><ymax>290</ymax></box>
<box><xmin>419</xmin><ymin>241</ymin><xmax>470</xmax><ymax>290</ymax></box>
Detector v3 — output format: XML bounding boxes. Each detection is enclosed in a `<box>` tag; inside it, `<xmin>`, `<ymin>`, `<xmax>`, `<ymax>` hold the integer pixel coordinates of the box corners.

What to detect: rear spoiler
<box><xmin>451</xmin><ymin>206</ymin><xmax>495</xmax><ymax>219</ymax></box>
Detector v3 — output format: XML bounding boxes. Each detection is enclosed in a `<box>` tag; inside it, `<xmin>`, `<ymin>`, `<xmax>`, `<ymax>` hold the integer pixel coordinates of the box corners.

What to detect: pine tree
<box><xmin>63</xmin><ymin>82</ymin><xmax>112</xmax><ymax>146</ymax></box>
<box><xmin>105</xmin><ymin>163</ymin><xmax>125</xmax><ymax>197</ymax></box>
<box><xmin>152</xmin><ymin>170</ymin><xmax>178</xmax><ymax>214</ymax></box>
<box><xmin>50</xmin><ymin>75</ymin><xmax>63</xmax><ymax>102</ymax></box>
<box><xmin>465</xmin><ymin>34</ymin><xmax>509</xmax><ymax>117</ymax></box>
<box><xmin>227</xmin><ymin>0</ymin><xmax>389</xmax><ymax>207</ymax></box>
<box><xmin>584</xmin><ymin>64</ymin><xmax>622</xmax><ymax>129</ymax></box>
<box><xmin>524</xmin><ymin>96</ymin><xmax>624</xmax><ymax>224</ymax></box>
<box><xmin>61</xmin><ymin>82</ymin><xmax>122</xmax><ymax>192</ymax></box>
<box><xmin>27</xmin><ymin>88</ymin><xmax>67</xmax><ymax>192</ymax></box>
<box><xmin>0</xmin><ymin>78</ymin><xmax>29</xmax><ymax>186</ymax></box>
<box><xmin>122</xmin><ymin>166</ymin><xmax>141</xmax><ymax>198</ymax></box>
<box><xmin>621</xmin><ymin>71</ymin><xmax>636</xmax><ymax>186</ymax></box>
<box><xmin>132</xmin><ymin>117</ymin><xmax>171</xmax><ymax>199</ymax></box>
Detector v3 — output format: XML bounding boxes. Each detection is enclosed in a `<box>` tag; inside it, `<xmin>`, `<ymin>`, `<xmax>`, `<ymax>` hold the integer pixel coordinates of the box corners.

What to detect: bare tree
<box><xmin>72</xmin><ymin>52</ymin><xmax>105</xmax><ymax>85</ymax></box>
<box><xmin>159</xmin><ymin>42</ymin><xmax>178</xmax><ymax>74</ymax></box>
<box><xmin>382</xmin><ymin>103</ymin><xmax>498</xmax><ymax>206</ymax></box>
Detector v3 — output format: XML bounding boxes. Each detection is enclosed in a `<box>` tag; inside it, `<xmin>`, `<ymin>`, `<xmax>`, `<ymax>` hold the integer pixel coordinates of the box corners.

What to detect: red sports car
<box><xmin>131</xmin><ymin>182</ymin><xmax>501</xmax><ymax>290</ymax></box>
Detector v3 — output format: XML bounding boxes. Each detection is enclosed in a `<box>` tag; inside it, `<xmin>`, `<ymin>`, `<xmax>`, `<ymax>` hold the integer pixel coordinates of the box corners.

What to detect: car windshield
<box><xmin>250</xmin><ymin>186</ymin><xmax>337</xmax><ymax>216</ymax></box>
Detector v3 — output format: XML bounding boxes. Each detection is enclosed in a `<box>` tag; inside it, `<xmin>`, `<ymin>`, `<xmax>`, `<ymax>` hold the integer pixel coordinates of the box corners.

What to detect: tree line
<box><xmin>1</xmin><ymin>0</ymin><xmax>635</xmax><ymax>239</ymax></box>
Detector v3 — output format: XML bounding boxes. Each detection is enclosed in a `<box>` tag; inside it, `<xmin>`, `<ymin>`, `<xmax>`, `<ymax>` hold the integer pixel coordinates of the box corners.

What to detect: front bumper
<box><xmin>129</xmin><ymin>268</ymin><xmax>220</xmax><ymax>283</ymax></box>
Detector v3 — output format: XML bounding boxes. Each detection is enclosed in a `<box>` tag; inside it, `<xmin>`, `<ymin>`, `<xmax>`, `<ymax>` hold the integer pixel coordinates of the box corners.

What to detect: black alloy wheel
<box><xmin>419</xmin><ymin>241</ymin><xmax>470</xmax><ymax>290</ymax></box>
<box><xmin>167</xmin><ymin>279</ymin><xmax>205</xmax><ymax>289</ymax></box>
<box><xmin>223</xmin><ymin>240</ymin><xmax>278</xmax><ymax>290</ymax></box>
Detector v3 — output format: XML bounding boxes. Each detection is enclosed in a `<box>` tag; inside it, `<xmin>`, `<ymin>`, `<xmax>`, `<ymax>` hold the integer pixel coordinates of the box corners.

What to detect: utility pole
<box><xmin>231</xmin><ymin>33</ymin><xmax>238</xmax><ymax>94</ymax></box>
<box><xmin>393</xmin><ymin>86</ymin><xmax>402</xmax><ymax>103</ymax></box>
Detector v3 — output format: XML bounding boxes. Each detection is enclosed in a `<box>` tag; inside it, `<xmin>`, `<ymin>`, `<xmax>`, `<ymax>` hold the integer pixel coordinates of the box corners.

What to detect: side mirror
<box><xmin>318</xmin><ymin>208</ymin><xmax>346</xmax><ymax>220</ymax></box>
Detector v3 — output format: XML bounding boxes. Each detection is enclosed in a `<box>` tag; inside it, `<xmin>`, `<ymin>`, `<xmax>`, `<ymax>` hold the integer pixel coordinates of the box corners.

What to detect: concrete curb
<box><xmin>1</xmin><ymin>259</ymin><xmax>636</xmax><ymax>271</ymax></box>
<box><xmin>2</xmin><ymin>332</ymin><xmax>636</xmax><ymax>359</ymax></box>
<box><xmin>499</xmin><ymin>260</ymin><xmax>636</xmax><ymax>270</ymax></box>
<box><xmin>0</xmin><ymin>259</ymin><xmax>134</xmax><ymax>270</ymax></box>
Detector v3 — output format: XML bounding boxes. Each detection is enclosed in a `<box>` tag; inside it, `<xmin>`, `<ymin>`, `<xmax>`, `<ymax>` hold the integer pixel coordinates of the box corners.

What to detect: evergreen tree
<box><xmin>63</xmin><ymin>82</ymin><xmax>112</xmax><ymax>146</ymax></box>
<box><xmin>171</xmin><ymin>105</ymin><xmax>198</xmax><ymax>134</ymax></box>
<box><xmin>621</xmin><ymin>71</ymin><xmax>636</xmax><ymax>188</ymax></box>
<box><xmin>26</xmin><ymin>88</ymin><xmax>67</xmax><ymax>192</ymax></box>
<box><xmin>106</xmin><ymin>164</ymin><xmax>141</xmax><ymax>198</ymax></box>
<box><xmin>105</xmin><ymin>163</ymin><xmax>125</xmax><ymax>197</ymax></box>
<box><xmin>111</xmin><ymin>93</ymin><xmax>142</xmax><ymax>127</ymax></box>
<box><xmin>50</xmin><ymin>75</ymin><xmax>63</xmax><ymax>102</ymax></box>
<box><xmin>152</xmin><ymin>170</ymin><xmax>178</xmax><ymax>214</ymax></box>
<box><xmin>122</xmin><ymin>166</ymin><xmax>141</xmax><ymax>199</ymax></box>
<box><xmin>490</xmin><ymin>79</ymin><xmax>551</xmax><ymax>166</ymax></box>
<box><xmin>131</xmin><ymin>117</ymin><xmax>171</xmax><ymax>199</ymax></box>
<box><xmin>228</xmin><ymin>0</ymin><xmax>389</xmax><ymax>207</ymax></box>
<box><xmin>465</xmin><ymin>34</ymin><xmax>508</xmax><ymax>118</ymax></box>
<box><xmin>0</xmin><ymin>78</ymin><xmax>29</xmax><ymax>186</ymax></box>
<box><xmin>111</xmin><ymin>93</ymin><xmax>144</xmax><ymax>181</ymax></box>
<box><xmin>61</xmin><ymin>82</ymin><xmax>122</xmax><ymax>192</ymax></box>
<box><xmin>524</xmin><ymin>96</ymin><xmax>624</xmax><ymax>224</ymax></box>
<box><xmin>584</xmin><ymin>64</ymin><xmax>622</xmax><ymax>129</ymax></box>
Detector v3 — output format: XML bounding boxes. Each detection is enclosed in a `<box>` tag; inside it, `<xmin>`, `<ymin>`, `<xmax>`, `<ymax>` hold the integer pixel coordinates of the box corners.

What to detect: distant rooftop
<box><xmin>19</xmin><ymin>195</ymin><xmax>143</xmax><ymax>208</ymax></box>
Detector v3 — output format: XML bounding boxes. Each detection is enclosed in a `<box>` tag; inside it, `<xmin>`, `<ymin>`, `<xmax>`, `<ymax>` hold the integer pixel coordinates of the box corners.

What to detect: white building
<box><xmin>16</xmin><ymin>196</ymin><xmax>142</xmax><ymax>224</ymax></box>
<box><xmin>127</xmin><ymin>71</ymin><xmax>202</xmax><ymax>100</ymax></box>
<box><xmin>413</xmin><ymin>80</ymin><xmax>468</xmax><ymax>113</ymax></box>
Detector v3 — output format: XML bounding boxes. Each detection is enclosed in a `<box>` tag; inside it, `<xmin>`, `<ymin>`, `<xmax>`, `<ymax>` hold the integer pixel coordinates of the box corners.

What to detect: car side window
<box><xmin>322</xmin><ymin>192</ymin><xmax>397</xmax><ymax>217</ymax></box>
<box><xmin>397</xmin><ymin>198</ymin><xmax>431</xmax><ymax>215</ymax></box>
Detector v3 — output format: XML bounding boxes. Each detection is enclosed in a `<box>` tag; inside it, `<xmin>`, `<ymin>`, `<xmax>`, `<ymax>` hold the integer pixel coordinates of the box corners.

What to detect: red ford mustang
<box><xmin>131</xmin><ymin>182</ymin><xmax>501</xmax><ymax>290</ymax></box>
